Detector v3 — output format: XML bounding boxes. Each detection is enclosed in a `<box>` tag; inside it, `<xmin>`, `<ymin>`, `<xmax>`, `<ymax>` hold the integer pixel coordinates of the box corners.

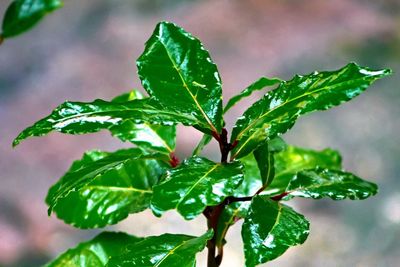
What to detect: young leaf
<box><xmin>263</xmin><ymin>145</ymin><xmax>342</xmax><ymax>196</ymax></box>
<box><xmin>2</xmin><ymin>0</ymin><xmax>63</xmax><ymax>38</ymax></box>
<box><xmin>137</xmin><ymin>21</ymin><xmax>223</xmax><ymax>134</ymax></box>
<box><xmin>107</xmin><ymin>230</ymin><xmax>213</xmax><ymax>267</ymax></box>
<box><xmin>242</xmin><ymin>196</ymin><xmax>309</xmax><ymax>266</ymax></box>
<box><xmin>151</xmin><ymin>156</ymin><xmax>244</xmax><ymax>220</ymax></box>
<box><xmin>215</xmin><ymin>145</ymin><xmax>341</xmax><ymax>245</ymax></box>
<box><xmin>231</xmin><ymin>63</ymin><xmax>392</xmax><ymax>159</ymax></box>
<box><xmin>253</xmin><ymin>142</ymin><xmax>275</xmax><ymax>187</ymax></box>
<box><xmin>224</xmin><ymin>77</ymin><xmax>282</xmax><ymax>113</ymax></box>
<box><xmin>192</xmin><ymin>134</ymin><xmax>212</xmax><ymax>156</ymax></box>
<box><xmin>46</xmin><ymin>232</ymin><xmax>142</xmax><ymax>267</ymax></box>
<box><xmin>13</xmin><ymin>98</ymin><xmax>196</xmax><ymax>147</ymax></box>
<box><xmin>110</xmin><ymin>91</ymin><xmax>176</xmax><ymax>154</ymax></box>
<box><xmin>283</xmin><ymin>167</ymin><xmax>378</xmax><ymax>200</ymax></box>
<box><xmin>46</xmin><ymin>148</ymin><xmax>169</xmax><ymax>228</ymax></box>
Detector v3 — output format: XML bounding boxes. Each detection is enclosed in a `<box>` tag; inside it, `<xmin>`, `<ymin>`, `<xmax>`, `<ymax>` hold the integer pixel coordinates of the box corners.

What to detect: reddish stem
<box><xmin>169</xmin><ymin>153</ymin><xmax>180</xmax><ymax>168</ymax></box>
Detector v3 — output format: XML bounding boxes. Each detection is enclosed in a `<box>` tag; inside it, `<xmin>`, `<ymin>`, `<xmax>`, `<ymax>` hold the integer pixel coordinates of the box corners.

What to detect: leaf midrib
<box><xmin>157</xmin><ymin>35</ymin><xmax>219</xmax><ymax>133</ymax></box>
<box><xmin>233</xmin><ymin>75</ymin><xmax>373</xmax><ymax>158</ymax></box>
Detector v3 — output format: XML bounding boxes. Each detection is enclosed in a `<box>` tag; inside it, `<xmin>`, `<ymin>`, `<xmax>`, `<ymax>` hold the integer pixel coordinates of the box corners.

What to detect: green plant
<box><xmin>13</xmin><ymin>21</ymin><xmax>391</xmax><ymax>267</ymax></box>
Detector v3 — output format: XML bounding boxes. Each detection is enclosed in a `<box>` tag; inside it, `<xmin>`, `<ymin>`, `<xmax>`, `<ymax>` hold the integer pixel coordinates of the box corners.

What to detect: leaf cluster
<box><xmin>13</xmin><ymin>21</ymin><xmax>390</xmax><ymax>266</ymax></box>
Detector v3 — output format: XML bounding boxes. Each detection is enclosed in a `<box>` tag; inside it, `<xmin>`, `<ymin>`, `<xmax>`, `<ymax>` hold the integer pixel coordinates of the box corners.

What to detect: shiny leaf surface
<box><xmin>137</xmin><ymin>21</ymin><xmax>223</xmax><ymax>134</ymax></box>
<box><xmin>2</xmin><ymin>0</ymin><xmax>63</xmax><ymax>38</ymax></box>
<box><xmin>46</xmin><ymin>148</ymin><xmax>168</xmax><ymax>228</ymax></box>
<box><xmin>13</xmin><ymin>98</ymin><xmax>196</xmax><ymax>147</ymax></box>
<box><xmin>151</xmin><ymin>157</ymin><xmax>244</xmax><ymax>220</ymax></box>
<box><xmin>107</xmin><ymin>230</ymin><xmax>213</xmax><ymax>267</ymax></box>
<box><xmin>110</xmin><ymin>91</ymin><xmax>176</xmax><ymax>154</ymax></box>
<box><xmin>224</xmin><ymin>77</ymin><xmax>282</xmax><ymax>113</ymax></box>
<box><xmin>46</xmin><ymin>232</ymin><xmax>142</xmax><ymax>267</ymax></box>
<box><xmin>284</xmin><ymin>167</ymin><xmax>378</xmax><ymax>200</ymax></box>
<box><xmin>242</xmin><ymin>196</ymin><xmax>309</xmax><ymax>266</ymax></box>
<box><xmin>231</xmin><ymin>63</ymin><xmax>392</xmax><ymax>159</ymax></box>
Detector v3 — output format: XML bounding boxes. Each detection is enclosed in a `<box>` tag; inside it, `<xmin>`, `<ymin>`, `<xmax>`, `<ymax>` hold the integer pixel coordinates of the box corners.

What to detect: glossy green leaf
<box><xmin>215</xmin><ymin>145</ymin><xmax>340</xmax><ymax>245</ymax></box>
<box><xmin>107</xmin><ymin>230</ymin><xmax>213</xmax><ymax>267</ymax></box>
<box><xmin>231</xmin><ymin>63</ymin><xmax>392</xmax><ymax>159</ymax></box>
<box><xmin>110</xmin><ymin>91</ymin><xmax>176</xmax><ymax>154</ymax></box>
<box><xmin>2</xmin><ymin>0</ymin><xmax>63</xmax><ymax>38</ymax></box>
<box><xmin>13</xmin><ymin>98</ymin><xmax>196</xmax><ymax>147</ymax></box>
<box><xmin>267</xmin><ymin>136</ymin><xmax>287</xmax><ymax>153</ymax></box>
<box><xmin>283</xmin><ymin>167</ymin><xmax>378</xmax><ymax>200</ymax></box>
<box><xmin>253</xmin><ymin>142</ymin><xmax>275</xmax><ymax>186</ymax></box>
<box><xmin>192</xmin><ymin>134</ymin><xmax>212</xmax><ymax>156</ymax></box>
<box><xmin>224</xmin><ymin>77</ymin><xmax>282</xmax><ymax>113</ymax></box>
<box><xmin>46</xmin><ymin>148</ymin><xmax>169</xmax><ymax>228</ymax></box>
<box><xmin>242</xmin><ymin>196</ymin><xmax>309</xmax><ymax>266</ymax></box>
<box><xmin>46</xmin><ymin>232</ymin><xmax>142</xmax><ymax>267</ymax></box>
<box><xmin>151</xmin><ymin>157</ymin><xmax>244</xmax><ymax>220</ymax></box>
<box><xmin>263</xmin><ymin>145</ymin><xmax>342</xmax><ymax>196</ymax></box>
<box><xmin>137</xmin><ymin>21</ymin><xmax>223</xmax><ymax>134</ymax></box>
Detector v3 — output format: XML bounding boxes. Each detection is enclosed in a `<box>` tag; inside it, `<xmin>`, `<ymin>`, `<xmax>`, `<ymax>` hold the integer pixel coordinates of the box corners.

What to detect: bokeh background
<box><xmin>0</xmin><ymin>0</ymin><xmax>399</xmax><ymax>266</ymax></box>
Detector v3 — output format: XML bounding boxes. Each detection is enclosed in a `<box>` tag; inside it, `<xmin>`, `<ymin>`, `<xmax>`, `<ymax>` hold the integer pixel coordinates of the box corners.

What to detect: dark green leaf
<box><xmin>46</xmin><ymin>232</ymin><xmax>142</xmax><ymax>267</ymax></box>
<box><xmin>253</xmin><ymin>142</ymin><xmax>275</xmax><ymax>186</ymax></box>
<box><xmin>137</xmin><ymin>21</ymin><xmax>223</xmax><ymax>134</ymax></box>
<box><xmin>263</xmin><ymin>145</ymin><xmax>342</xmax><ymax>196</ymax></box>
<box><xmin>192</xmin><ymin>134</ymin><xmax>212</xmax><ymax>156</ymax></box>
<box><xmin>13</xmin><ymin>98</ymin><xmax>196</xmax><ymax>147</ymax></box>
<box><xmin>110</xmin><ymin>91</ymin><xmax>176</xmax><ymax>154</ymax></box>
<box><xmin>46</xmin><ymin>148</ymin><xmax>168</xmax><ymax>228</ymax></box>
<box><xmin>267</xmin><ymin>136</ymin><xmax>287</xmax><ymax>153</ymax></box>
<box><xmin>107</xmin><ymin>230</ymin><xmax>213</xmax><ymax>267</ymax></box>
<box><xmin>242</xmin><ymin>196</ymin><xmax>309</xmax><ymax>266</ymax></box>
<box><xmin>2</xmin><ymin>0</ymin><xmax>63</xmax><ymax>38</ymax></box>
<box><xmin>151</xmin><ymin>157</ymin><xmax>244</xmax><ymax>220</ymax></box>
<box><xmin>224</xmin><ymin>77</ymin><xmax>282</xmax><ymax>113</ymax></box>
<box><xmin>283</xmin><ymin>167</ymin><xmax>378</xmax><ymax>200</ymax></box>
<box><xmin>231</xmin><ymin>63</ymin><xmax>392</xmax><ymax>159</ymax></box>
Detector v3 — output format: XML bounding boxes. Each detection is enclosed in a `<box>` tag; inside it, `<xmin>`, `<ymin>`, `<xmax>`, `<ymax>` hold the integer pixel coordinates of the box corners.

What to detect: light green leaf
<box><xmin>231</xmin><ymin>63</ymin><xmax>392</xmax><ymax>159</ymax></box>
<box><xmin>13</xmin><ymin>98</ymin><xmax>196</xmax><ymax>147</ymax></box>
<box><xmin>137</xmin><ymin>21</ymin><xmax>223</xmax><ymax>134</ymax></box>
<box><xmin>107</xmin><ymin>230</ymin><xmax>213</xmax><ymax>267</ymax></box>
<box><xmin>192</xmin><ymin>134</ymin><xmax>212</xmax><ymax>156</ymax></box>
<box><xmin>242</xmin><ymin>196</ymin><xmax>309</xmax><ymax>266</ymax></box>
<box><xmin>151</xmin><ymin>156</ymin><xmax>244</xmax><ymax>220</ymax></box>
<box><xmin>46</xmin><ymin>148</ymin><xmax>169</xmax><ymax>228</ymax></box>
<box><xmin>263</xmin><ymin>145</ymin><xmax>342</xmax><ymax>196</ymax></box>
<box><xmin>2</xmin><ymin>0</ymin><xmax>63</xmax><ymax>38</ymax></box>
<box><xmin>215</xmin><ymin>145</ymin><xmax>340</xmax><ymax>245</ymax></box>
<box><xmin>46</xmin><ymin>232</ymin><xmax>142</xmax><ymax>267</ymax></box>
<box><xmin>224</xmin><ymin>77</ymin><xmax>282</xmax><ymax>113</ymax></box>
<box><xmin>253</xmin><ymin>142</ymin><xmax>275</xmax><ymax>187</ymax></box>
<box><xmin>283</xmin><ymin>167</ymin><xmax>378</xmax><ymax>200</ymax></box>
<box><xmin>110</xmin><ymin>91</ymin><xmax>176</xmax><ymax>154</ymax></box>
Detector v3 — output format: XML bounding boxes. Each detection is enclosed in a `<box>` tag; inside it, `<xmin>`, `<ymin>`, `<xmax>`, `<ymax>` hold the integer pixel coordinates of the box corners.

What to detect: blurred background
<box><xmin>0</xmin><ymin>0</ymin><xmax>399</xmax><ymax>266</ymax></box>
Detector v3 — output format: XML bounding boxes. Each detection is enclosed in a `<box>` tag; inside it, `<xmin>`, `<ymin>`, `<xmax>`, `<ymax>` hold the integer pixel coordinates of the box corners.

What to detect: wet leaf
<box><xmin>231</xmin><ymin>63</ymin><xmax>392</xmax><ymax>159</ymax></box>
<box><xmin>107</xmin><ymin>230</ymin><xmax>213</xmax><ymax>267</ymax></box>
<box><xmin>137</xmin><ymin>21</ymin><xmax>223</xmax><ymax>134</ymax></box>
<box><xmin>110</xmin><ymin>91</ymin><xmax>176</xmax><ymax>154</ymax></box>
<box><xmin>46</xmin><ymin>232</ymin><xmax>142</xmax><ymax>267</ymax></box>
<box><xmin>46</xmin><ymin>148</ymin><xmax>168</xmax><ymax>228</ymax></box>
<box><xmin>13</xmin><ymin>98</ymin><xmax>196</xmax><ymax>147</ymax></box>
<box><xmin>283</xmin><ymin>167</ymin><xmax>378</xmax><ymax>200</ymax></box>
<box><xmin>242</xmin><ymin>196</ymin><xmax>309</xmax><ymax>266</ymax></box>
<box><xmin>2</xmin><ymin>0</ymin><xmax>63</xmax><ymax>38</ymax></box>
<box><xmin>151</xmin><ymin>156</ymin><xmax>244</xmax><ymax>220</ymax></box>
